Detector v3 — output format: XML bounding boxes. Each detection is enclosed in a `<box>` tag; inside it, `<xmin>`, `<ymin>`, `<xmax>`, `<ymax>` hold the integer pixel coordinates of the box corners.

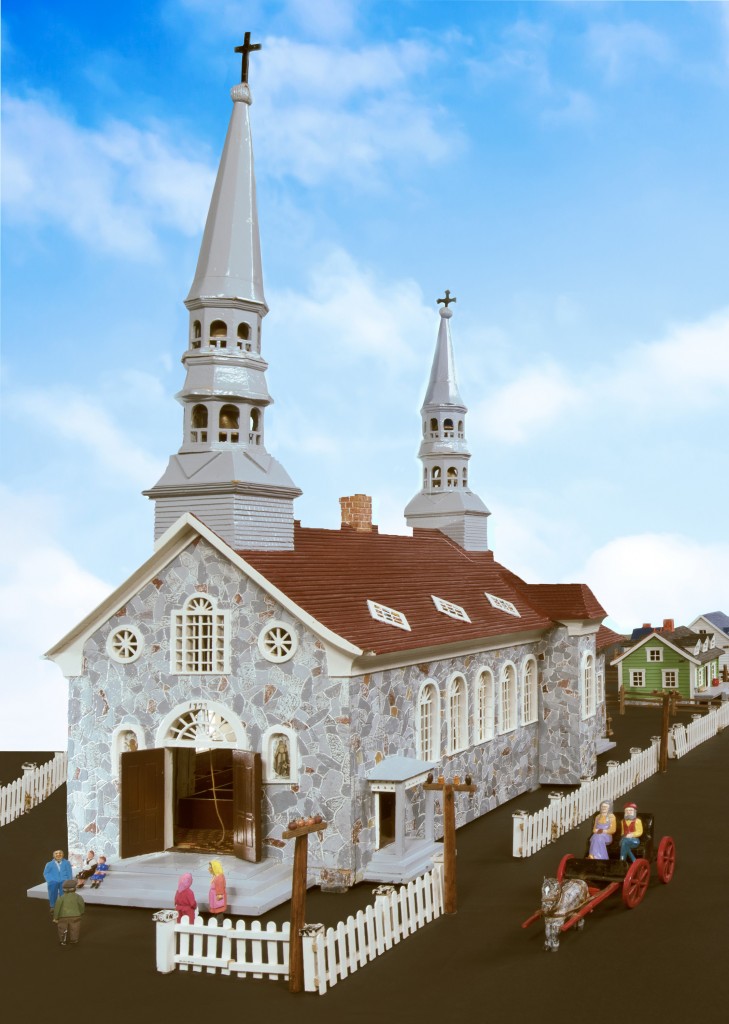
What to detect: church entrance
<box><xmin>172</xmin><ymin>747</ymin><xmax>235</xmax><ymax>854</ymax></box>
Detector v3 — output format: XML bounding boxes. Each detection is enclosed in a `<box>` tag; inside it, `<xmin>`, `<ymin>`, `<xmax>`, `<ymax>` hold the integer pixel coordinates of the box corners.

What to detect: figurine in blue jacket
<box><xmin>43</xmin><ymin>850</ymin><xmax>73</xmax><ymax>909</ymax></box>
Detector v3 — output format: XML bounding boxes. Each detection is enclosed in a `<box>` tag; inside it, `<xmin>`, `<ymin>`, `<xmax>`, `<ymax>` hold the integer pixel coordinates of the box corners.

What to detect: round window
<box><xmin>258</xmin><ymin>622</ymin><xmax>298</xmax><ymax>663</ymax></box>
<box><xmin>107</xmin><ymin>627</ymin><xmax>143</xmax><ymax>664</ymax></box>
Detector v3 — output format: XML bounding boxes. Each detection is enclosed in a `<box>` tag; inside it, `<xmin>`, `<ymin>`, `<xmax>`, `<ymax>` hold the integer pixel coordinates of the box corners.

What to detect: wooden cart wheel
<box><xmin>556</xmin><ymin>854</ymin><xmax>575</xmax><ymax>882</ymax></box>
<box><xmin>657</xmin><ymin>836</ymin><xmax>676</xmax><ymax>884</ymax></box>
<box><xmin>622</xmin><ymin>857</ymin><xmax>650</xmax><ymax>908</ymax></box>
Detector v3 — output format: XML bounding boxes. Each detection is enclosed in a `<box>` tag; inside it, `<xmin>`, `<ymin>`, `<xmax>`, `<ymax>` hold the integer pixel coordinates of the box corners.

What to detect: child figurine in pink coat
<box><xmin>208</xmin><ymin>860</ymin><xmax>228</xmax><ymax>922</ymax></box>
<box><xmin>174</xmin><ymin>873</ymin><xmax>197</xmax><ymax>923</ymax></box>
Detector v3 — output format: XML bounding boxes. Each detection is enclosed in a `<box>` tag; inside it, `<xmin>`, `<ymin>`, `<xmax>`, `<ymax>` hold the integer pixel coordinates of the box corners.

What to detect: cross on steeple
<box><xmin>235</xmin><ymin>33</ymin><xmax>262</xmax><ymax>84</ymax></box>
<box><xmin>437</xmin><ymin>290</ymin><xmax>457</xmax><ymax>308</ymax></box>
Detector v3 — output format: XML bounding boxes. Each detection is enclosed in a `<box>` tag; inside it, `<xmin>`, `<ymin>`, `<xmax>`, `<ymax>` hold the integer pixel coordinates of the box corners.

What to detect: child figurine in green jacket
<box><xmin>53</xmin><ymin>879</ymin><xmax>85</xmax><ymax>946</ymax></box>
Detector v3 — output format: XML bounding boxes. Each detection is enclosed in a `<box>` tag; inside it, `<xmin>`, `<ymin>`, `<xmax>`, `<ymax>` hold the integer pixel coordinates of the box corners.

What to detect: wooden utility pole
<box><xmin>423</xmin><ymin>776</ymin><xmax>476</xmax><ymax>914</ymax></box>
<box><xmin>282</xmin><ymin>819</ymin><xmax>327</xmax><ymax>993</ymax></box>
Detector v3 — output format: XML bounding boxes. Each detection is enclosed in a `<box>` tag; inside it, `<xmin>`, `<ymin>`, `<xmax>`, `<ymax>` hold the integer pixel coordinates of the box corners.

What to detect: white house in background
<box><xmin>689</xmin><ymin>612</ymin><xmax>729</xmax><ymax>678</ymax></box>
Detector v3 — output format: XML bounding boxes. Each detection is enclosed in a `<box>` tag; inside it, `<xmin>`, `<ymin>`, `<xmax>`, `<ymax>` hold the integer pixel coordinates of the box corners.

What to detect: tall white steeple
<box><xmin>145</xmin><ymin>38</ymin><xmax>301</xmax><ymax>550</ymax></box>
<box><xmin>404</xmin><ymin>292</ymin><xmax>490</xmax><ymax>550</ymax></box>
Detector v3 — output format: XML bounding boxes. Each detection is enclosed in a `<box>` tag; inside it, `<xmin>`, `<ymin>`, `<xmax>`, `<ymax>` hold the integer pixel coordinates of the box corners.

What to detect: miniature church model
<box><xmin>46</xmin><ymin>41</ymin><xmax>608</xmax><ymax>902</ymax></box>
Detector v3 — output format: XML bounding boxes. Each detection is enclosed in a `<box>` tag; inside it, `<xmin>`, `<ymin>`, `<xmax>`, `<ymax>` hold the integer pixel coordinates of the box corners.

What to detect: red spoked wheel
<box><xmin>657</xmin><ymin>836</ymin><xmax>676</xmax><ymax>884</ymax></box>
<box><xmin>622</xmin><ymin>858</ymin><xmax>650</xmax><ymax>908</ymax></box>
<box><xmin>556</xmin><ymin>854</ymin><xmax>575</xmax><ymax>882</ymax></box>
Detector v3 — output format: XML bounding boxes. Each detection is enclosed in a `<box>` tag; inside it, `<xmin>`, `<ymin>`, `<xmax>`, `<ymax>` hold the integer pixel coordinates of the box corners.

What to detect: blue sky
<box><xmin>2</xmin><ymin>0</ymin><xmax>728</xmax><ymax>748</ymax></box>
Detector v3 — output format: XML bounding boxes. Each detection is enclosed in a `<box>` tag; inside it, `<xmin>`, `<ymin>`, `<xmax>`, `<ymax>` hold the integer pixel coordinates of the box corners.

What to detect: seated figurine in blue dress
<box><xmin>89</xmin><ymin>856</ymin><xmax>110</xmax><ymax>888</ymax></box>
<box><xmin>587</xmin><ymin>801</ymin><xmax>616</xmax><ymax>859</ymax></box>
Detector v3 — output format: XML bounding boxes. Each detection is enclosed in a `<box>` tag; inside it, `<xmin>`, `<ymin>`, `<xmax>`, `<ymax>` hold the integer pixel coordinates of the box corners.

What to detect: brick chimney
<box><xmin>662</xmin><ymin>618</ymin><xmax>675</xmax><ymax>632</ymax></box>
<box><xmin>642</xmin><ymin>623</ymin><xmax>651</xmax><ymax>629</ymax></box>
<box><xmin>340</xmin><ymin>494</ymin><xmax>373</xmax><ymax>532</ymax></box>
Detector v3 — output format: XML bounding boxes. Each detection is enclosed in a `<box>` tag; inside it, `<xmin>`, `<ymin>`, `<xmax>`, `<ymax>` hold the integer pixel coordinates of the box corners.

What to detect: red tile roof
<box><xmin>239</xmin><ymin>525</ymin><xmax>606</xmax><ymax>656</ymax></box>
<box><xmin>596</xmin><ymin>624</ymin><xmax>627</xmax><ymax>653</ymax></box>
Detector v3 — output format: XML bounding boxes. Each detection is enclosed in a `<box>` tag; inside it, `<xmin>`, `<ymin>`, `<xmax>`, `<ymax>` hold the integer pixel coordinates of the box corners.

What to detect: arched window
<box><xmin>499</xmin><ymin>663</ymin><xmax>517</xmax><ymax>734</ymax></box>
<box><xmin>457</xmin><ymin>420</ymin><xmax>464</xmax><ymax>438</ymax></box>
<box><xmin>443</xmin><ymin>418</ymin><xmax>454</xmax><ymax>437</ymax></box>
<box><xmin>423</xmin><ymin>467</ymin><xmax>428</xmax><ymax>488</ymax></box>
<box><xmin>237</xmin><ymin>323</ymin><xmax>250</xmax><ymax>340</ymax></box>
<box><xmin>447</xmin><ymin>674</ymin><xmax>467</xmax><ymax>754</ymax></box>
<box><xmin>582</xmin><ymin>652</ymin><xmax>596</xmax><ymax>719</ymax></box>
<box><xmin>522</xmin><ymin>657</ymin><xmax>538</xmax><ymax>725</ymax></box>
<box><xmin>219</xmin><ymin>405</ymin><xmax>239</xmax><ymax>443</ymax></box>
<box><xmin>209</xmin><ymin>319</ymin><xmax>227</xmax><ymax>347</ymax></box>
<box><xmin>429</xmin><ymin>417</ymin><xmax>438</xmax><ymax>436</ymax></box>
<box><xmin>474</xmin><ymin>668</ymin><xmax>494</xmax><ymax>743</ymax></box>
<box><xmin>417</xmin><ymin>681</ymin><xmax>439</xmax><ymax>761</ymax></box>
<box><xmin>431</xmin><ymin>466</ymin><xmax>442</xmax><ymax>490</ymax></box>
<box><xmin>191</xmin><ymin>404</ymin><xmax>208</xmax><ymax>442</ymax></box>
<box><xmin>447</xmin><ymin>467</ymin><xmax>458</xmax><ymax>488</ymax></box>
<box><xmin>462</xmin><ymin>467</ymin><xmax>468</xmax><ymax>485</ymax></box>
<box><xmin>192</xmin><ymin>321</ymin><xmax>202</xmax><ymax>348</ymax></box>
<box><xmin>172</xmin><ymin>594</ymin><xmax>229</xmax><ymax>674</ymax></box>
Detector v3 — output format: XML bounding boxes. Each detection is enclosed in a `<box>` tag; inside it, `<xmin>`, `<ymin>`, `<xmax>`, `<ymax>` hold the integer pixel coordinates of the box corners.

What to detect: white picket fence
<box><xmin>0</xmin><ymin>753</ymin><xmax>67</xmax><ymax>826</ymax></box>
<box><xmin>302</xmin><ymin>866</ymin><xmax>444</xmax><ymax>994</ymax></box>
<box><xmin>670</xmin><ymin>701</ymin><xmax>729</xmax><ymax>758</ymax></box>
<box><xmin>512</xmin><ymin>744</ymin><xmax>659</xmax><ymax>858</ymax></box>
<box><xmin>153</xmin><ymin>865</ymin><xmax>444</xmax><ymax>995</ymax></box>
<box><xmin>154</xmin><ymin>912</ymin><xmax>291</xmax><ymax>978</ymax></box>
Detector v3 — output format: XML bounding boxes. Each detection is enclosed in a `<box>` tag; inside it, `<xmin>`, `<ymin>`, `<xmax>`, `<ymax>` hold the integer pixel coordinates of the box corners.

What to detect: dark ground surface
<box><xmin>2</xmin><ymin>708</ymin><xmax>727</xmax><ymax>1024</ymax></box>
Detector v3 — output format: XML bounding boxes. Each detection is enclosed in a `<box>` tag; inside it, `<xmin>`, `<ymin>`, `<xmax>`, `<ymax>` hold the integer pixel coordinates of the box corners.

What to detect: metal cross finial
<box><xmin>235</xmin><ymin>33</ymin><xmax>262</xmax><ymax>84</ymax></box>
<box><xmin>437</xmin><ymin>290</ymin><xmax>457</xmax><ymax>308</ymax></box>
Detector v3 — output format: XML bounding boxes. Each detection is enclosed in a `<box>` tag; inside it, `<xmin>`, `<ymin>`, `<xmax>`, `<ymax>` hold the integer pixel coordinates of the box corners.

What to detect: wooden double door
<box><xmin>120</xmin><ymin>748</ymin><xmax>261</xmax><ymax>861</ymax></box>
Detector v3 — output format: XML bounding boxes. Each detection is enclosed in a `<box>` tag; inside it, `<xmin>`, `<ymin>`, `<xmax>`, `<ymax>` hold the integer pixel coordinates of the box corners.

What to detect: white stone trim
<box><xmin>106</xmin><ymin>625</ymin><xmax>144</xmax><ymax>664</ymax></box>
<box><xmin>156</xmin><ymin>700</ymin><xmax>248</xmax><ymax>749</ymax></box>
<box><xmin>111</xmin><ymin>722</ymin><xmax>146</xmax><ymax>780</ymax></box>
<box><xmin>257</xmin><ymin>620</ymin><xmax>298</xmax><ymax>663</ymax></box>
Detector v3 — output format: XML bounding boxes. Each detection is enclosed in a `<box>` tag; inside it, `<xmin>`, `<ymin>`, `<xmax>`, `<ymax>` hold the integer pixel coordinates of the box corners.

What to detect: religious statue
<box><xmin>273</xmin><ymin>736</ymin><xmax>290</xmax><ymax>779</ymax></box>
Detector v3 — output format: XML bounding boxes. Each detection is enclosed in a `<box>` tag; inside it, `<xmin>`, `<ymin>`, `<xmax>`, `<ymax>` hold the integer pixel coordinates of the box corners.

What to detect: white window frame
<box><xmin>171</xmin><ymin>594</ymin><xmax>230</xmax><ymax>674</ymax></box>
<box><xmin>474</xmin><ymin>668</ymin><xmax>495</xmax><ymax>744</ymax></box>
<box><xmin>498</xmin><ymin>662</ymin><xmax>517</xmax><ymax>734</ymax></box>
<box><xmin>485</xmin><ymin>593</ymin><xmax>520</xmax><ymax>617</ymax></box>
<box><xmin>367</xmin><ymin>599</ymin><xmax>411</xmax><ymax>631</ymax></box>
<box><xmin>629</xmin><ymin>669</ymin><xmax>646</xmax><ymax>688</ymax></box>
<box><xmin>446</xmin><ymin>674</ymin><xmax>468</xmax><ymax>754</ymax></box>
<box><xmin>597</xmin><ymin>670</ymin><xmax>605</xmax><ymax>704</ymax></box>
<box><xmin>258</xmin><ymin>620</ymin><xmax>298</xmax><ymax>663</ymax></box>
<box><xmin>106</xmin><ymin>625</ymin><xmax>144</xmax><ymax>664</ymax></box>
<box><xmin>522</xmin><ymin>656</ymin><xmax>539</xmax><ymax>725</ymax></box>
<box><xmin>417</xmin><ymin>681</ymin><xmax>439</xmax><ymax>761</ymax></box>
<box><xmin>431</xmin><ymin>595</ymin><xmax>471</xmax><ymax>623</ymax></box>
<box><xmin>581</xmin><ymin>651</ymin><xmax>596</xmax><ymax>719</ymax></box>
<box><xmin>646</xmin><ymin>647</ymin><xmax>663</xmax><ymax>663</ymax></box>
<box><xmin>662</xmin><ymin>669</ymin><xmax>679</xmax><ymax>689</ymax></box>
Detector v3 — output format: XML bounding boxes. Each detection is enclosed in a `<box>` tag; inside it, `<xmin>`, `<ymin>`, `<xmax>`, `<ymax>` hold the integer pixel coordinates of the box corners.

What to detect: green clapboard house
<box><xmin>611</xmin><ymin>621</ymin><xmax>721</xmax><ymax>701</ymax></box>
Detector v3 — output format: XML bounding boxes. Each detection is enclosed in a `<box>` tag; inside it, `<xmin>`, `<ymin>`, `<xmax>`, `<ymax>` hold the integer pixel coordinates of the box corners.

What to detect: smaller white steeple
<box><xmin>404</xmin><ymin>293</ymin><xmax>490</xmax><ymax>551</ymax></box>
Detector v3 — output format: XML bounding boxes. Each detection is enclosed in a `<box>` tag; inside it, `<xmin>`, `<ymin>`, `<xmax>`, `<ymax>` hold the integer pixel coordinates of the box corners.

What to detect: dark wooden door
<box><xmin>232</xmin><ymin>750</ymin><xmax>262</xmax><ymax>862</ymax></box>
<box><xmin>121</xmin><ymin>748</ymin><xmax>165</xmax><ymax>858</ymax></box>
<box><xmin>378</xmin><ymin>792</ymin><xmax>396</xmax><ymax>849</ymax></box>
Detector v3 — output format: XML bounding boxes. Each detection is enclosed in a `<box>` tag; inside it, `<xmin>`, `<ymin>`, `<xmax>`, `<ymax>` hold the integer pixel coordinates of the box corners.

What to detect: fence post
<box><xmin>512</xmin><ymin>809</ymin><xmax>528</xmax><ymax>857</ymax></box>
<box><xmin>21</xmin><ymin>762</ymin><xmax>37</xmax><ymax>813</ymax></box>
<box><xmin>300</xmin><ymin>923</ymin><xmax>325</xmax><ymax>993</ymax></box>
<box><xmin>153</xmin><ymin>910</ymin><xmax>178</xmax><ymax>973</ymax></box>
<box><xmin>373</xmin><ymin>885</ymin><xmax>396</xmax><ymax>950</ymax></box>
<box><xmin>548</xmin><ymin>791</ymin><xmax>562</xmax><ymax>840</ymax></box>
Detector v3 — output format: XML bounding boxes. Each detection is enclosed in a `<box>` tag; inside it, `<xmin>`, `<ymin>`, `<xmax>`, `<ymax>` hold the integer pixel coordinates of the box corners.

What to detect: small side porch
<box><xmin>363</xmin><ymin>756</ymin><xmax>439</xmax><ymax>884</ymax></box>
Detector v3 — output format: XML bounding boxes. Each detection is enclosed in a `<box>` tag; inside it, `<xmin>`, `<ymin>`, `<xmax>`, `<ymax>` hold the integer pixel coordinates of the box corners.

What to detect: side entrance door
<box><xmin>120</xmin><ymin>748</ymin><xmax>165</xmax><ymax>858</ymax></box>
<box><xmin>232</xmin><ymin>750</ymin><xmax>262</xmax><ymax>862</ymax></box>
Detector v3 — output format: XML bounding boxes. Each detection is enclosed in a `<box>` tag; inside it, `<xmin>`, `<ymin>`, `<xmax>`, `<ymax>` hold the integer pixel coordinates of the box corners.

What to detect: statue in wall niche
<box><xmin>272</xmin><ymin>736</ymin><xmax>290</xmax><ymax>779</ymax></box>
<box><xmin>122</xmin><ymin>731</ymin><xmax>138</xmax><ymax>753</ymax></box>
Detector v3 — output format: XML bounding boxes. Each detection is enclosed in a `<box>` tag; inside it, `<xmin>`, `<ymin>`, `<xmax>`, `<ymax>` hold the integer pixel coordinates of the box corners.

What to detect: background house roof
<box><xmin>240</xmin><ymin>524</ymin><xmax>605</xmax><ymax>656</ymax></box>
<box><xmin>701</xmin><ymin>611</ymin><xmax>729</xmax><ymax>636</ymax></box>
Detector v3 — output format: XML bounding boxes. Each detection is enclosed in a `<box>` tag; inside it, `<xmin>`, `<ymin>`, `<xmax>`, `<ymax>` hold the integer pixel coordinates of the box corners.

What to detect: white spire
<box><xmin>145</xmin><ymin>49</ymin><xmax>301</xmax><ymax>551</ymax></box>
<box><xmin>404</xmin><ymin>296</ymin><xmax>490</xmax><ymax>551</ymax></box>
<box><xmin>186</xmin><ymin>83</ymin><xmax>266</xmax><ymax>308</ymax></box>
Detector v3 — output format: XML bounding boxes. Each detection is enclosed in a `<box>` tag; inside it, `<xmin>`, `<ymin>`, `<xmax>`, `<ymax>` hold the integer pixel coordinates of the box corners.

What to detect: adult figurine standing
<box><xmin>53</xmin><ymin>879</ymin><xmax>85</xmax><ymax>946</ymax></box>
<box><xmin>43</xmin><ymin>849</ymin><xmax>72</xmax><ymax>912</ymax></box>
<box><xmin>619</xmin><ymin>803</ymin><xmax>643</xmax><ymax>862</ymax></box>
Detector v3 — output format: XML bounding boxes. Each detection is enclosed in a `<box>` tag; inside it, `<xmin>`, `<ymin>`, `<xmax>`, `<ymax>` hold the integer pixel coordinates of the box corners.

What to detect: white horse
<box><xmin>541</xmin><ymin>876</ymin><xmax>590</xmax><ymax>952</ymax></box>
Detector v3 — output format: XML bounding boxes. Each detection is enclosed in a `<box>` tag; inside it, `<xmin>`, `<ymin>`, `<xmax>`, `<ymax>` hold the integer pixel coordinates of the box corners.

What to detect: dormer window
<box><xmin>219</xmin><ymin>405</ymin><xmax>239</xmax><ymax>443</ymax></box>
<box><xmin>367</xmin><ymin>599</ymin><xmax>411</xmax><ymax>631</ymax></box>
<box><xmin>485</xmin><ymin>593</ymin><xmax>520</xmax><ymax>617</ymax></box>
<box><xmin>190</xmin><ymin>404</ymin><xmax>208</xmax><ymax>442</ymax></box>
<box><xmin>432</xmin><ymin>595</ymin><xmax>471</xmax><ymax>622</ymax></box>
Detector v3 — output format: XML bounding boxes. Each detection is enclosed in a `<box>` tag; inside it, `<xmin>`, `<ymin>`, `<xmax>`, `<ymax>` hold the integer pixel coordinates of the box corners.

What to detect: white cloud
<box><xmin>578</xmin><ymin>532</ymin><xmax>729</xmax><ymax>633</ymax></box>
<box><xmin>7</xmin><ymin>388</ymin><xmax>164</xmax><ymax>489</ymax></box>
<box><xmin>1</xmin><ymin>94</ymin><xmax>214</xmax><ymax>258</ymax></box>
<box><xmin>0</xmin><ymin>489</ymin><xmax>112</xmax><ymax>749</ymax></box>
<box><xmin>283</xmin><ymin>0</ymin><xmax>358</xmax><ymax>41</ymax></box>
<box><xmin>586</xmin><ymin>21</ymin><xmax>671</xmax><ymax>83</ymax></box>
<box><xmin>470</xmin><ymin>362</ymin><xmax>583</xmax><ymax>443</ymax></box>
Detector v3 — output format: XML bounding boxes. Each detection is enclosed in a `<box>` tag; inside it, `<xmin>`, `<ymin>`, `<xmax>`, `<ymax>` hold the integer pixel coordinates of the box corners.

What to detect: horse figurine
<box><xmin>541</xmin><ymin>876</ymin><xmax>589</xmax><ymax>951</ymax></box>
